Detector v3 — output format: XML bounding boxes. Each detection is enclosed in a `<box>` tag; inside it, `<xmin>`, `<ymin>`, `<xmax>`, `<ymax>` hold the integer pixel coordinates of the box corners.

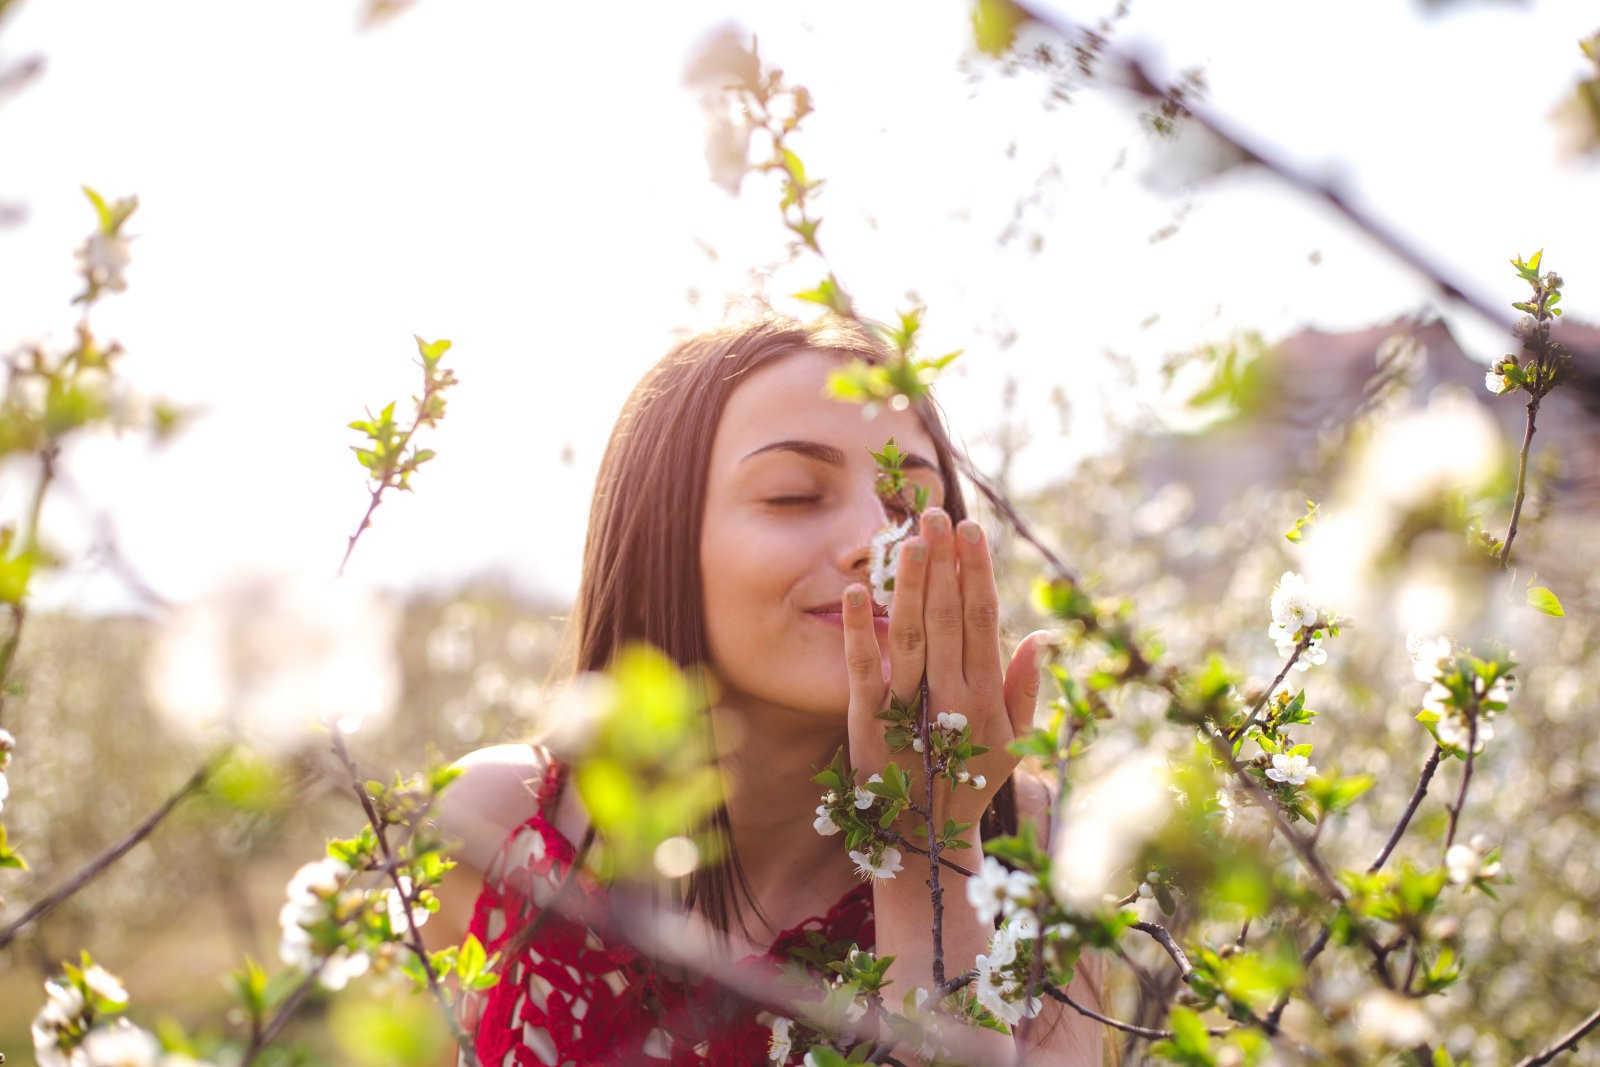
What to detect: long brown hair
<box><xmin>553</xmin><ymin>310</ymin><xmax>1019</xmax><ymax>942</ymax></box>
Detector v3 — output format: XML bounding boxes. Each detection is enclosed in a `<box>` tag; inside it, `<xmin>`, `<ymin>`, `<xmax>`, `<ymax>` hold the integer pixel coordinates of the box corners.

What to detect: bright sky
<box><xmin>1</xmin><ymin>0</ymin><xmax>1593</xmax><ymax>616</ymax></box>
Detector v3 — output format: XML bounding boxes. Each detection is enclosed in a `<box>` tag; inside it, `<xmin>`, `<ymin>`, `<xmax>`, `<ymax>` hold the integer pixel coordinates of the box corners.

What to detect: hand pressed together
<box><xmin>841</xmin><ymin>505</ymin><xmax>1052</xmax><ymax>842</ymax></box>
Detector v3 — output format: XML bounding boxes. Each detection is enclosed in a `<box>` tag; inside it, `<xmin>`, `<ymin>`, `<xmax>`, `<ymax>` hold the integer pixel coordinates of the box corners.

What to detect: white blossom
<box><xmin>32</xmin><ymin>980</ymin><xmax>88</xmax><ymax>1067</ymax></box>
<box><xmin>767</xmin><ymin>1016</ymin><xmax>794</xmax><ymax>1063</ymax></box>
<box><xmin>1002</xmin><ymin>908</ymin><xmax>1039</xmax><ymax>941</ymax></box>
<box><xmin>1265</xmin><ymin>752</ymin><xmax>1316</xmax><ymax>786</ymax></box>
<box><xmin>972</xmin><ymin>927</ymin><xmax>1043</xmax><ymax>1027</ymax></box>
<box><xmin>80</xmin><ymin>1020</ymin><xmax>160</xmax><ymax>1067</ymax></box>
<box><xmin>936</xmin><ymin>710</ymin><xmax>967</xmax><ymax>733</ymax></box>
<box><xmin>78</xmin><ymin>231</ymin><xmax>132</xmax><ymax>293</ymax></box>
<box><xmin>82</xmin><ymin>964</ymin><xmax>130</xmax><ymax>1006</ymax></box>
<box><xmin>1484</xmin><ymin>369</ymin><xmax>1512</xmax><ymax>395</ymax></box>
<box><xmin>1269</xmin><ymin>571</ymin><xmax>1319</xmax><ymax>632</ymax></box>
<box><xmin>314</xmin><ymin>946</ymin><xmax>371</xmax><ymax>991</ymax></box>
<box><xmin>813</xmin><ymin>804</ymin><xmax>840</xmax><ymax>837</ymax></box>
<box><xmin>0</xmin><ymin>769</ymin><xmax>8</xmax><ymax>814</ymax></box>
<box><xmin>287</xmin><ymin>857</ymin><xmax>350</xmax><ymax>906</ymax></box>
<box><xmin>385</xmin><ymin>875</ymin><xmax>431</xmax><ymax>934</ymax></box>
<box><xmin>1137</xmin><ymin>880</ymin><xmax>1154</xmax><ymax>899</ymax></box>
<box><xmin>847</xmin><ymin>845</ymin><xmax>903</xmax><ymax>881</ymax></box>
<box><xmin>855</xmin><ymin>774</ymin><xmax>882</xmax><ymax>810</ymax></box>
<box><xmin>1406</xmin><ymin>633</ymin><xmax>1454</xmax><ymax>683</ymax></box>
<box><xmin>278</xmin><ymin>856</ymin><xmax>369</xmax><ymax>989</ymax></box>
<box><xmin>1436</xmin><ymin>713</ymin><xmax>1492</xmax><ymax>754</ymax></box>
<box><xmin>1445</xmin><ymin>837</ymin><xmax>1502</xmax><ymax>886</ymax></box>
<box><xmin>971</xmin><ymin>774</ymin><xmax>986</xmax><ymax>789</ymax></box>
<box><xmin>868</xmin><ymin>517</ymin><xmax>914</xmax><ymax>609</ymax></box>
<box><xmin>966</xmin><ymin>856</ymin><xmax>1035</xmax><ymax>925</ymax></box>
<box><xmin>911</xmin><ymin>737</ymin><xmax>925</xmax><ymax>753</ymax></box>
<box><xmin>0</xmin><ymin>725</ymin><xmax>14</xmax><ymax>758</ymax></box>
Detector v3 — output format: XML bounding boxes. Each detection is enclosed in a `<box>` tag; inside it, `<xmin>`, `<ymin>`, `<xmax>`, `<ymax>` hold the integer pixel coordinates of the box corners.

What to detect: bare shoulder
<box><xmin>435</xmin><ymin>742</ymin><xmax>552</xmax><ymax>873</ymax></box>
<box><xmin>1011</xmin><ymin>767</ymin><xmax>1058</xmax><ymax>849</ymax></box>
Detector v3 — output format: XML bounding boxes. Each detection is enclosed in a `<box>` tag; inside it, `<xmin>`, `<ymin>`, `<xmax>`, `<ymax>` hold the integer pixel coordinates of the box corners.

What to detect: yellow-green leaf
<box><xmin>1527</xmin><ymin>585</ymin><xmax>1564</xmax><ymax>617</ymax></box>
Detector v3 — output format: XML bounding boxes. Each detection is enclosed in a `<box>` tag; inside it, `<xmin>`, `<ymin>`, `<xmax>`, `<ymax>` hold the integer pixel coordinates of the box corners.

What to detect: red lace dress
<box><xmin>459</xmin><ymin>749</ymin><xmax>875</xmax><ymax>1067</ymax></box>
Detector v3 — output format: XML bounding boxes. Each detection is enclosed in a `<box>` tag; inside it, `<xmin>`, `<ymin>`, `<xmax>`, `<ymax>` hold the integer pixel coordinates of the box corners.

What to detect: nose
<box><xmin>837</xmin><ymin>478</ymin><xmax>902</xmax><ymax>578</ymax></box>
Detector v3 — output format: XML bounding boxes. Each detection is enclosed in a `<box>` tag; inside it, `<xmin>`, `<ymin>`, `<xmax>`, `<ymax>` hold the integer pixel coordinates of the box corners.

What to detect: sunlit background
<box><xmin>1</xmin><ymin>0</ymin><xmax>1593</xmax><ymax>613</ymax></box>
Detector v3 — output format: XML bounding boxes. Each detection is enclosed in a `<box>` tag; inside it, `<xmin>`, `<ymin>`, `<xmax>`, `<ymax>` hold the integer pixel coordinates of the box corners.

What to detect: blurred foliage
<box><xmin>0</xmin><ymin>587</ymin><xmax>569</xmax><ymax>1060</ymax></box>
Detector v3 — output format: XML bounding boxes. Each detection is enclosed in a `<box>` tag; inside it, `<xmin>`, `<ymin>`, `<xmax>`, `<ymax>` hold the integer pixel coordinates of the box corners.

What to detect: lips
<box><xmin>805</xmin><ymin>600</ymin><xmax>888</xmax><ymax>619</ymax></box>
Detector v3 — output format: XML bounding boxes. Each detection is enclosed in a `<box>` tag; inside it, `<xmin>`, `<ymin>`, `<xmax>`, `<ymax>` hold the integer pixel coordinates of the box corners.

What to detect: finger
<box><xmin>1003</xmin><ymin>630</ymin><xmax>1054</xmax><ymax>738</ymax></box>
<box><xmin>955</xmin><ymin>518</ymin><xmax>1004</xmax><ymax>693</ymax></box>
<box><xmin>887</xmin><ymin>536</ymin><xmax>927</xmax><ymax>705</ymax></box>
<box><xmin>842</xmin><ymin>584</ymin><xmax>889</xmax><ymax>769</ymax></box>
<box><xmin>920</xmin><ymin>507</ymin><xmax>964</xmax><ymax>700</ymax></box>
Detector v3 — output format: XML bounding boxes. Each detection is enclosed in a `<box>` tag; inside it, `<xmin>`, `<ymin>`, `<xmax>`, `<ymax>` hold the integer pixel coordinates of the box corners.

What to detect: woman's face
<box><xmin>699</xmin><ymin>348</ymin><xmax>948</xmax><ymax>720</ymax></box>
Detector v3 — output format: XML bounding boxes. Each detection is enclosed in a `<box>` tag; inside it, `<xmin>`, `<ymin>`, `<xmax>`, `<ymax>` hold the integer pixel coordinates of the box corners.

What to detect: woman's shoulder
<box><xmin>435</xmin><ymin>741</ymin><xmax>570</xmax><ymax>874</ymax></box>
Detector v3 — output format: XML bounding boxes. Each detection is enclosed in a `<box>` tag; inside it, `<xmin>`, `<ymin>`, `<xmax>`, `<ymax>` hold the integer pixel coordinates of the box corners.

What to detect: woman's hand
<box><xmin>841</xmin><ymin>505</ymin><xmax>1053</xmax><ymax>839</ymax></box>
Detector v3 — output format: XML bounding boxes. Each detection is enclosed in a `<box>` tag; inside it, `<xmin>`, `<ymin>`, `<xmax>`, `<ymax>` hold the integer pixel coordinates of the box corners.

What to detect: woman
<box><xmin>425</xmin><ymin>313</ymin><xmax>1111</xmax><ymax>1065</ymax></box>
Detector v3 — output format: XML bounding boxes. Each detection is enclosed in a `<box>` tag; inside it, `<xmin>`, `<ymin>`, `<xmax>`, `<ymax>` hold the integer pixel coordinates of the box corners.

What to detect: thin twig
<box><xmin>1042</xmin><ymin>983</ymin><xmax>1228</xmax><ymax>1040</ymax></box>
<box><xmin>1499</xmin><ymin>392</ymin><xmax>1543</xmax><ymax>568</ymax></box>
<box><xmin>0</xmin><ymin>757</ymin><xmax>216</xmax><ymax>949</ymax></box>
<box><xmin>1515</xmin><ymin>1004</ymin><xmax>1600</xmax><ymax>1066</ymax></box>
<box><xmin>330</xmin><ymin>728</ymin><xmax>477</xmax><ymax>1066</ymax></box>
<box><xmin>1228</xmin><ymin>636</ymin><xmax>1309</xmax><ymax>744</ymax></box>
<box><xmin>919</xmin><ymin>671</ymin><xmax>946</xmax><ymax>990</ymax></box>
<box><xmin>337</xmin><ymin>377</ymin><xmax>445</xmax><ymax>577</ymax></box>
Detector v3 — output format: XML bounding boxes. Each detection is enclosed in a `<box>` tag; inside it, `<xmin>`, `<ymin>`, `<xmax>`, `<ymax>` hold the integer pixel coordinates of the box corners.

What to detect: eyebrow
<box><xmin>740</xmin><ymin>439</ymin><xmax>937</xmax><ymax>472</ymax></box>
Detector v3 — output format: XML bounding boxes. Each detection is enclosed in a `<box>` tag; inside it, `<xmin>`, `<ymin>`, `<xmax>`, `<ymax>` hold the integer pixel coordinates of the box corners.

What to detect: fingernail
<box><xmin>958</xmin><ymin>520</ymin><xmax>981</xmax><ymax>544</ymax></box>
<box><xmin>907</xmin><ymin>540</ymin><xmax>927</xmax><ymax>562</ymax></box>
<box><xmin>846</xmin><ymin>587</ymin><xmax>866</xmax><ymax>607</ymax></box>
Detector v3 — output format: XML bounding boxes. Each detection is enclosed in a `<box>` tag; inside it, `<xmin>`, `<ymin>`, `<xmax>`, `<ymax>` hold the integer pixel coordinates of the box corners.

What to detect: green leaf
<box><xmin>1527</xmin><ymin>585</ymin><xmax>1564</xmax><ymax>617</ymax></box>
<box><xmin>0</xmin><ymin>822</ymin><xmax>28</xmax><ymax>870</ymax></box>
<box><xmin>1284</xmin><ymin>499</ymin><xmax>1318</xmax><ymax>543</ymax></box>
<box><xmin>415</xmin><ymin>336</ymin><xmax>452</xmax><ymax>365</ymax></box>
<box><xmin>457</xmin><ymin>933</ymin><xmax>487</xmax><ymax>983</ymax></box>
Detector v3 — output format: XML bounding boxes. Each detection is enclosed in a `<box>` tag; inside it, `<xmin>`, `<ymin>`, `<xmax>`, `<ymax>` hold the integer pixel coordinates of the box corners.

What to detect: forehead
<box><xmin>710</xmin><ymin>348</ymin><xmax>941</xmax><ymax>469</ymax></box>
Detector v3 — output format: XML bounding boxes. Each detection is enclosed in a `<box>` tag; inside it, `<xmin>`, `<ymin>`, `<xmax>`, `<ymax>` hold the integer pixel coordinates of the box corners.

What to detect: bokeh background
<box><xmin>1</xmin><ymin>0</ymin><xmax>1598</xmax><ymax>1063</ymax></box>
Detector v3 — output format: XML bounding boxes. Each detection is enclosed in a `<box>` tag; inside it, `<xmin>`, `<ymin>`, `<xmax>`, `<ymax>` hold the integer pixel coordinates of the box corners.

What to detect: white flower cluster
<box><xmin>1267</xmin><ymin>572</ymin><xmax>1329</xmax><ymax>671</ymax></box>
<box><xmin>277</xmin><ymin>856</ymin><xmax>371</xmax><ymax>990</ymax></box>
<box><xmin>0</xmin><ymin>725</ymin><xmax>13</xmax><ymax>815</ymax></box>
<box><xmin>32</xmin><ymin>965</ymin><xmax>208</xmax><ymax>1067</ymax></box>
<box><xmin>973</xmin><ymin>911</ymin><xmax>1045</xmax><ymax>1027</ymax></box>
<box><xmin>920</xmin><ymin>711</ymin><xmax>987</xmax><ymax>788</ymax></box>
<box><xmin>1408</xmin><ymin>634</ymin><xmax>1512</xmax><ymax>755</ymax></box>
<box><xmin>813</xmin><ymin>791</ymin><xmax>841</xmax><ymax>836</ymax></box>
<box><xmin>868</xmin><ymin>516</ymin><xmax>914</xmax><ymax>609</ymax></box>
<box><xmin>33</xmin><ymin>977</ymin><xmax>90</xmax><ymax>1067</ymax></box>
<box><xmin>1445</xmin><ymin>833</ymin><xmax>1502</xmax><ymax>886</ymax></box>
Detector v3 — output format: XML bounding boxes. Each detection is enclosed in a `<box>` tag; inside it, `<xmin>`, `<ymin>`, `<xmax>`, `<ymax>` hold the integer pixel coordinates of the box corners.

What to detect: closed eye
<box><xmin>765</xmin><ymin>495</ymin><xmax>821</xmax><ymax>507</ymax></box>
